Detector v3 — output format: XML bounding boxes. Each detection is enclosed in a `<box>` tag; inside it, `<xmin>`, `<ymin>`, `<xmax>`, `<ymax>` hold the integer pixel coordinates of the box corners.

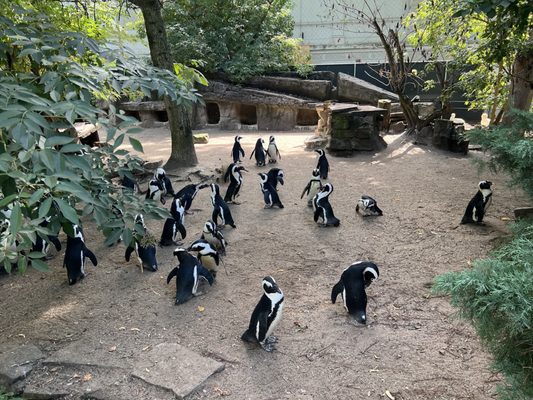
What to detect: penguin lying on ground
<box><xmin>461</xmin><ymin>180</ymin><xmax>493</xmax><ymax>224</ymax></box>
<box><xmin>266</xmin><ymin>135</ymin><xmax>281</xmax><ymax>163</ymax></box>
<box><xmin>188</xmin><ymin>239</ymin><xmax>221</xmax><ymax>278</ymax></box>
<box><xmin>313</xmin><ymin>183</ymin><xmax>340</xmax><ymax>227</ymax></box>
<box><xmin>63</xmin><ymin>224</ymin><xmax>97</xmax><ymax>285</ymax></box>
<box><xmin>167</xmin><ymin>248</ymin><xmax>214</xmax><ymax>305</ymax></box>
<box><xmin>355</xmin><ymin>195</ymin><xmax>383</xmax><ymax>217</ymax></box>
<box><xmin>32</xmin><ymin>218</ymin><xmax>62</xmax><ymax>259</ymax></box>
<box><xmin>267</xmin><ymin>168</ymin><xmax>284</xmax><ymax>191</ymax></box>
<box><xmin>154</xmin><ymin>167</ymin><xmax>175</xmax><ymax>197</ymax></box>
<box><xmin>175</xmin><ymin>183</ymin><xmax>209</xmax><ymax>213</ymax></box>
<box><xmin>258</xmin><ymin>173</ymin><xmax>284</xmax><ymax>209</ymax></box>
<box><xmin>125</xmin><ymin>214</ymin><xmax>158</xmax><ymax>272</ymax></box>
<box><xmin>224</xmin><ymin>163</ymin><xmax>247</xmax><ymax>204</ymax></box>
<box><xmin>331</xmin><ymin>261</ymin><xmax>379</xmax><ymax>324</ymax></box>
<box><xmin>250</xmin><ymin>138</ymin><xmax>266</xmax><ymax>166</ymax></box>
<box><xmin>210</xmin><ymin>183</ymin><xmax>236</xmax><ymax>229</ymax></box>
<box><xmin>241</xmin><ymin>276</ymin><xmax>284</xmax><ymax>352</ymax></box>
<box><xmin>301</xmin><ymin>168</ymin><xmax>322</xmax><ymax>207</ymax></box>
<box><xmin>231</xmin><ymin>135</ymin><xmax>245</xmax><ymax>163</ymax></box>
<box><xmin>315</xmin><ymin>149</ymin><xmax>329</xmax><ymax>179</ymax></box>
<box><xmin>201</xmin><ymin>220</ymin><xmax>227</xmax><ymax>255</ymax></box>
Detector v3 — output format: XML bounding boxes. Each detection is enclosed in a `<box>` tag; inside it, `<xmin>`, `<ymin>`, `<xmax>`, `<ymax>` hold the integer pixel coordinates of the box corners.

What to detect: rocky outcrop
<box><xmin>337</xmin><ymin>73</ymin><xmax>398</xmax><ymax>104</ymax></box>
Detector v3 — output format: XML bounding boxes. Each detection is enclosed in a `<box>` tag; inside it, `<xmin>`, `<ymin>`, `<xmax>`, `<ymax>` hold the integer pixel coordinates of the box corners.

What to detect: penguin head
<box><xmin>315</xmin><ymin>149</ymin><xmax>324</xmax><ymax>157</ymax></box>
<box><xmin>203</xmin><ymin>220</ymin><xmax>216</xmax><ymax>234</ymax></box>
<box><xmin>353</xmin><ymin>310</ymin><xmax>367</xmax><ymax>325</ymax></box>
<box><xmin>269</xmin><ymin>136</ymin><xmax>275</xmax><ymax>143</ymax></box>
<box><xmin>210</xmin><ymin>183</ymin><xmax>220</xmax><ymax>195</ymax></box>
<box><xmin>262</xmin><ymin>276</ymin><xmax>281</xmax><ymax>294</ymax></box>
<box><xmin>257</xmin><ymin>138</ymin><xmax>264</xmax><ymax>145</ymax></box>
<box><xmin>479</xmin><ymin>180</ymin><xmax>493</xmax><ymax>190</ymax></box>
<box><xmin>188</xmin><ymin>239</ymin><xmax>210</xmax><ymax>253</ymax></box>
<box><xmin>197</xmin><ymin>182</ymin><xmax>210</xmax><ymax>191</ymax></box>
<box><xmin>173</xmin><ymin>197</ymin><xmax>184</xmax><ymax>211</ymax></box>
<box><xmin>173</xmin><ymin>247</ymin><xmax>188</xmax><ymax>261</ymax></box>
<box><xmin>258</xmin><ymin>173</ymin><xmax>268</xmax><ymax>184</ymax></box>
<box><xmin>312</xmin><ymin>168</ymin><xmax>320</xmax><ymax>178</ymax></box>
<box><xmin>235</xmin><ymin>135</ymin><xmax>242</xmax><ymax>143</ymax></box>
<box><xmin>73</xmin><ymin>224</ymin><xmax>84</xmax><ymax>241</ymax></box>
<box><xmin>363</xmin><ymin>265</ymin><xmax>380</xmax><ymax>288</ymax></box>
<box><xmin>321</xmin><ymin>183</ymin><xmax>334</xmax><ymax>195</ymax></box>
<box><xmin>154</xmin><ymin>167</ymin><xmax>166</xmax><ymax>181</ymax></box>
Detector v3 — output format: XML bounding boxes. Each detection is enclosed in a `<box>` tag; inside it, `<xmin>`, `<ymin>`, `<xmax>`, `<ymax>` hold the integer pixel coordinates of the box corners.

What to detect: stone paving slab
<box><xmin>0</xmin><ymin>344</ymin><xmax>44</xmax><ymax>387</ymax></box>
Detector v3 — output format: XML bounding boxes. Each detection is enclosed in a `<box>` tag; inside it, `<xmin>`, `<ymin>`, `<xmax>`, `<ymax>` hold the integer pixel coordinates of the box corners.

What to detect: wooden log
<box><xmin>514</xmin><ymin>207</ymin><xmax>533</xmax><ymax>219</ymax></box>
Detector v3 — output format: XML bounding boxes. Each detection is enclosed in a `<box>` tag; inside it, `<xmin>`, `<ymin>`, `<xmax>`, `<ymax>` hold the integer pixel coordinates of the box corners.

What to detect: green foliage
<box><xmin>467</xmin><ymin>110</ymin><xmax>533</xmax><ymax>200</ymax></box>
<box><xmin>163</xmin><ymin>0</ymin><xmax>312</xmax><ymax>81</ymax></box>
<box><xmin>433</xmin><ymin>218</ymin><xmax>533</xmax><ymax>399</ymax></box>
<box><xmin>0</xmin><ymin>390</ymin><xmax>22</xmax><ymax>400</ymax></box>
<box><xmin>0</xmin><ymin>8</ymin><xmax>201</xmax><ymax>272</ymax></box>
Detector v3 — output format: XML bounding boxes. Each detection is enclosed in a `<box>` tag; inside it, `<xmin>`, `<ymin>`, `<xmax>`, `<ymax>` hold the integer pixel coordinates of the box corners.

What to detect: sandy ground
<box><xmin>0</xmin><ymin>128</ymin><xmax>530</xmax><ymax>400</ymax></box>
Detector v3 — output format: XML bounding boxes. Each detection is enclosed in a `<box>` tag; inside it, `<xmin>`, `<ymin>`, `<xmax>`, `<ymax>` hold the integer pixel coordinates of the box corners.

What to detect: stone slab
<box><xmin>21</xmin><ymin>386</ymin><xmax>70</xmax><ymax>399</ymax></box>
<box><xmin>0</xmin><ymin>344</ymin><xmax>44</xmax><ymax>387</ymax></box>
<box><xmin>132</xmin><ymin>342</ymin><xmax>224</xmax><ymax>399</ymax></box>
<box><xmin>44</xmin><ymin>339</ymin><xmax>130</xmax><ymax>369</ymax></box>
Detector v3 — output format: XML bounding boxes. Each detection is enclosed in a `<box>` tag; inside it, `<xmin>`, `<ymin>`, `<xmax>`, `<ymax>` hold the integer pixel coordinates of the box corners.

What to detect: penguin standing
<box><xmin>210</xmin><ymin>183</ymin><xmax>236</xmax><ymax>228</ymax></box>
<box><xmin>266</xmin><ymin>135</ymin><xmax>281</xmax><ymax>163</ymax></box>
<box><xmin>224</xmin><ymin>164</ymin><xmax>247</xmax><ymax>204</ymax></box>
<box><xmin>250</xmin><ymin>138</ymin><xmax>266</xmax><ymax>166</ymax></box>
<box><xmin>146</xmin><ymin>179</ymin><xmax>166</xmax><ymax>205</ymax></box>
<box><xmin>461</xmin><ymin>180</ymin><xmax>493</xmax><ymax>224</ymax></box>
<box><xmin>125</xmin><ymin>214</ymin><xmax>158</xmax><ymax>272</ymax></box>
<box><xmin>313</xmin><ymin>183</ymin><xmax>340</xmax><ymax>226</ymax></box>
<box><xmin>231</xmin><ymin>135</ymin><xmax>245</xmax><ymax>163</ymax></box>
<box><xmin>355</xmin><ymin>195</ymin><xmax>383</xmax><ymax>217</ymax></box>
<box><xmin>175</xmin><ymin>183</ymin><xmax>209</xmax><ymax>213</ymax></box>
<box><xmin>266</xmin><ymin>168</ymin><xmax>284</xmax><ymax>191</ymax></box>
<box><xmin>241</xmin><ymin>276</ymin><xmax>284</xmax><ymax>352</ymax></box>
<box><xmin>154</xmin><ymin>167</ymin><xmax>175</xmax><ymax>197</ymax></box>
<box><xmin>300</xmin><ymin>168</ymin><xmax>322</xmax><ymax>207</ymax></box>
<box><xmin>160</xmin><ymin>197</ymin><xmax>186</xmax><ymax>247</ymax></box>
<box><xmin>258</xmin><ymin>173</ymin><xmax>284</xmax><ymax>209</ymax></box>
<box><xmin>331</xmin><ymin>262</ymin><xmax>379</xmax><ymax>324</ymax></box>
<box><xmin>315</xmin><ymin>149</ymin><xmax>329</xmax><ymax>179</ymax></box>
<box><xmin>63</xmin><ymin>225</ymin><xmax>97</xmax><ymax>285</ymax></box>
<box><xmin>167</xmin><ymin>248</ymin><xmax>214</xmax><ymax>305</ymax></box>
<box><xmin>188</xmin><ymin>239</ymin><xmax>221</xmax><ymax>278</ymax></box>
<box><xmin>201</xmin><ymin>220</ymin><xmax>227</xmax><ymax>255</ymax></box>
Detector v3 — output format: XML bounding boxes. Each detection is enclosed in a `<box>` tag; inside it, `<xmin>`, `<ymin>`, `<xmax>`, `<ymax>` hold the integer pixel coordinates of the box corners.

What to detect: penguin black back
<box><xmin>266</xmin><ymin>168</ymin><xmax>284</xmax><ymax>190</ymax></box>
<box><xmin>313</xmin><ymin>183</ymin><xmax>339</xmax><ymax>226</ymax></box>
<box><xmin>210</xmin><ymin>183</ymin><xmax>236</xmax><ymax>228</ymax></box>
<box><xmin>250</xmin><ymin>138</ymin><xmax>266</xmax><ymax>166</ymax></box>
<box><xmin>315</xmin><ymin>149</ymin><xmax>329</xmax><ymax>179</ymax></box>
<box><xmin>461</xmin><ymin>180</ymin><xmax>493</xmax><ymax>224</ymax></box>
<box><xmin>63</xmin><ymin>224</ymin><xmax>97</xmax><ymax>285</ymax></box>
<box><xmin>231</xmin><ymin>135</ymin><xmax>245</xmax><ymax>163</ymax></box>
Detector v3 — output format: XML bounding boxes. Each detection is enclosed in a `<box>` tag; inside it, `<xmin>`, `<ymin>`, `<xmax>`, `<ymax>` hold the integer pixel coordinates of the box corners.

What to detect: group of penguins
<box><xmin>3</xmin><ymin>134</ymin><xmax>495</xmax><ymax>353</ymax></box>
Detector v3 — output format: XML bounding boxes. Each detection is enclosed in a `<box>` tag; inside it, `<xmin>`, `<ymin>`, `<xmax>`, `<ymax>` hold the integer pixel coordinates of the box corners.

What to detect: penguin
<box><xmin>154</xmin><ymin>167</ymin><xmax>175</xmax><ymax>197</ymax></box>
<box><xmin>315</xmin><ymin>149</ymin><xmax>330</xmax><ymax>179</ymax></box>
<box><xmin>266</xmin><ymin>135</ymin><xmax>281</xmax><ymax>163</ymax></box>
<box><xmin>167</xmin><ymin>248</ymin><xmax>214</xmax><ymax>305</ymax></box>
<box><xmin>224</xmin><ymin>164</ymin><xmax>248</xmax><ymax>204</ymax></box>
<box><xmin>63</xmin><ymin>224</ymin><xmax>97</xmax><ymax>285</ymax></box>
<box><xmin>170</xmin><ymin>197</ymin><xmax>186</xmax><ymax>224</ymax></box>
<box><xmin>301</xmin><ymin>168</ymin><xmax>322</xmax><ymax>207</ymax></box>
<box><xmin>201</xmin><ymin>220</ymin><xmax>227</xmax><ymax>255</ymax></box>
<box><xmin>160</xmin><ymin>217</ymin><xmax>186</xmax><ymax>246</ymax></box>
<box><xmin>461</xmin><ymin>180</ymin><xmax>493</xmax><ymax>224</ymax></box>
<box><xmin>249</xmin><ymin>138</ymin><xmax>266</xmax><ymax>166</ymax></box>
<box><xmin>32</xmin><ymin>218</ymin><xmax>62</xmax><ymax>259</ymax></box>
<box><xmin>121</xmin><ymin>175</ymin><xmax>139</xmax><ymax>194</ymax></box>
<box><xmin>188</xmin><ymin>239</ymin><xmax>221</xmax><ymax>278</ymax></box>
<box><xmin>175</xmin><ymin>182</ymin><xmax>209</xmax><ymax>213</ymax></box>
<box><xmin>266</xmin><ymin>168</ymin><xmax>284</xmax><ymax>191</ymax></box>
<box><xmin>355</xmin><ymin>195</ymin><xmax>383</xmax><ymax>217</ymax></box>
<box><xmin>146</xmin><ymin>179</ymin><xmax>166</xmax><ymax>205</ymax></box>
<box><xmin>241</xmin><ymin>276</ymin><xmax>284</xmax><ymax>352</ymax></box>
<box><xmin>331</xmin><ymin>262</ymin><xmax>379</xmax><ymax>324</ymax></box>
<box><xmin>258</xmin><ymin>173</ymin><xmax>284</xmax><ymax>209</ymax></box>
<box><xmin>231</xmin><ymin>135</ymin><xmax>245</xmax><ymax>163</ymax></box>
<box><xmin>125</xmin><ymin>214</ymin><xmax>158</xmax><ymax>272</ymax></box>
<box><xmin>210</xmin><ymin>183</ymin><xmax>236</xmax><ymax>228</ymax></box>
<box><xmin>313</xmin><ymin>183</ymin><xmax>340</xmax><ymax>227</ymax></box>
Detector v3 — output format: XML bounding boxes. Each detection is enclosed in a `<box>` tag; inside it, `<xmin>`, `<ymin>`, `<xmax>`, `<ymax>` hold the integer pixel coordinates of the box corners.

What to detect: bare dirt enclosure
<box><xmin>0</xmin><ymin>129</ymin><xmax>529</xmax><ymax>400</ymax></box>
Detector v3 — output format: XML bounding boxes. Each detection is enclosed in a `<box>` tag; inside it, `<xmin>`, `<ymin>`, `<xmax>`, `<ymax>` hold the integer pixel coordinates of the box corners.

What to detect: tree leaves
<box><xmin>128</xmin><ymin>136</ymin><xmax>143</xmax><ymax>152</ymax></box>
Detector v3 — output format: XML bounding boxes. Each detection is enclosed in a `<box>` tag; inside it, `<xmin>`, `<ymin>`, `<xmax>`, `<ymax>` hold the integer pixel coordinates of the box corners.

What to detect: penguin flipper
<box><xmin>197</xmin><ymin>263</ymin><xmax>214</xmax><ymax>285</ymax></box>
<box><xmin>256</xmin><ymin>311</ymin><xmax>269</xmax><ymax>343</ymax></box>
<box><xmin>240</xmin><ymin>147</ymin><xmax>245</xmax><ymax>158</ymax></box>
<box><xmin>167</xmin><ymin>267</ymin><xmax>178</xmax><ymax>284</ymax></box>
<box><xmin>50</xmin><ymin>236</ymin><xmax>62</xmax><ymax>251</ymax></box>
<box><xmin>224</xmin><ymin>165</ymin><xmax>232</xmax><ymax>183</ymax></box>
<box><xmin>249</xmin><ymin>149</ymin><xmax>255</xmax><ymax>160</ymax></box>
<box><xmin>177</xmin><ymin>223</ymin><xmax>187</xmax><ymax>240</ymax></box>
<box><xmin>300</xmin><ymin>182</ymin><xmax>310</xmax><ymax>199</ymax></box>
<box><xmin>125</xmin><ymin>246</ymin><xmax>135</xmax><ymax>262</ymax></box>
<box><xmin>84</xmin><ymin>247</ymin><xmax>98</xmax><ymax>266</ymax></box>
<box><xmin>313</xmin><ymin>207</ymin><xmax>321</xmax><ymax>222</ymax></box>
<box><xmin>331</xmin><ymin>280</ymin><xmax>344</xmax><ymax>304</ymax></box>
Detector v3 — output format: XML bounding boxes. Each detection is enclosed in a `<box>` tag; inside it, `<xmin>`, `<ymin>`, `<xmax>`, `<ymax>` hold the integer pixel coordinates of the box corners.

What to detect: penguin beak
<box><xmin>278</xmin><ymin>177</ymin><xmax>284</xmax><ymax>185</ymax></box>
<box><xmin>353</xmin><ymin>312</ymin><xmax>367</xmax><ymax>325</ymax></box>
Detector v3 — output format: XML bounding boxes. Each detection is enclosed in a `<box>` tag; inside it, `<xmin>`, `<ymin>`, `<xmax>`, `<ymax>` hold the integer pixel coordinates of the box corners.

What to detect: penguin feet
<box><xmin>261</xmin><ymin>342</ymin><xmax>275</xmax><ymax>352</ymax></box>
<box><xmin>265</xmin><ymin>335</ymin><xmax>278</xmax><ymax>344</ymax></box>
<box><xmin>264</xmin><ymin>205</ymin><xmax>273</xmax><ymax>209</ymax></box>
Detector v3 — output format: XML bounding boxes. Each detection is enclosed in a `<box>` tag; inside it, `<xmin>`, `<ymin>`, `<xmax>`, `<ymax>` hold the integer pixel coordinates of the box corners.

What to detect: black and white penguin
<box><xmin>355</xmin><ymin>195</ymin><xmax>383</xmax><ymax>217</ymax></box>
<box><xmin>188</xmin><ymin>239</ymin><xmax>220</xmax><ymax>278</ymax></box>
<box><xmin>121</xmin><ymin>175</ymin><xmax>139</xmax><ymax>194</ymax></box>
<box><xmin>160</xmin><ymin>217</ymin><xmax>186</xmax><ymax>246</ymax></box>
<box><xmin>266</xmin><ymin>135</ymin><xmax>281</xmax><ymax>163</ymax></box>
<box><xmin>146</xmin><ymin>179</ymin><xmax>166</xmax><ymax>205</ymax></box>
<box><xmin>224</xmin><ymin>164</ymin><xmax>247</xmax><ymax>204</ymax></box>
<box><xmin>461</xmin><ymin>180</ymin><xmax>493</xmax><ymax>224</ymax></box>
<box><xmin>266</xmin><ymin>168</ymin><xmax>284</xmax><ymax>191</ymax></box>
<box><xmin>154</xmin><ymin>167</ymin><xmax>175</xmax><ymax>197</ymax></box>
<box><xmin>315</xmin><ymin>149</ymin><xmax>329</xmax><ymax>180</ymax></box>
<box><xmin>258</xmin><ymin>173</ymin><xmax>284</xmax><ymax>209</ymax></box>
<box><xmin>170</xmin><ymin>197</ymin><xmax>186</xmax><ymax>224</ymax></box>
<box><xmin>210</xmin><ymin>183</ymin><xmax>236</xmax><ymax>229</ymax></box>
<box><xmin>231</xmin><ymin>135</ymin><xmax>245</xmax><ymax>163</ymax></box>
<box><xmin>250</xmin><ymin>138</ymin><xmax>266</xmax><ymax>166</ymax></box>
<box><xmin>175</xmin><ymin>183</ymin><xmax>209</xmax><ymax>213</ymax></box>
<box><xmin>241</xmin><ymin>276</ymin><xmax>284</xmax><ymax>352</ymax></box>
<box><xmin>201</xmin><ymin>220</ymin><xmax>227</xmax><ymax>255</ymax></box>
<box><xmin>300</xmin><ymin>168</ymin><xmax>322</xmax><ymax>207</ymax></box>
<box><xmin>125</xmin><ymin>214</ymin><xmax>158</xmax><ymax>272</ymax></box>
<box><xmin>167</xmin><ymin>248</ymin><xmax>214</xmax><ymax>305</ymax></box>
<box><xmin>313</xmin><ymin>183</ymin><xmax>340</xmax><ymax>227</ymax></box>
<box><xmin>331</xmin><ymin>261</ymin><xmax>379</xmax><ymax>324</ymax></box>
<box><xmin>32</xmin><ymin>218</ymin><xmax>62</xmax><ymax>259</ymax></box>
<box><xmin>63</xmin><ymin>224</ymin><xmax>97</xmax><ymax>285</ymax></box>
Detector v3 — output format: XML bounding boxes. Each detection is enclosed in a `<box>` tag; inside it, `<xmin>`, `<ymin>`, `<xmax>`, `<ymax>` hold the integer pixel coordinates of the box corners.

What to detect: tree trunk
<box><xmin>130</xmin><ymin>0</ymin><xmax>198</xmax><ymax>167</ymax></box>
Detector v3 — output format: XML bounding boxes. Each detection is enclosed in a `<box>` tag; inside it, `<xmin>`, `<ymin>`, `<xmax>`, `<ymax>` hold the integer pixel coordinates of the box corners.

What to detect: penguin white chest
<box><xmin>308</xmin><ymin>180</ymin><xmax>321</xmax><ymax>202</ymax></box>
<box><xmin>268</xmin><ymin>144</ymin><xmax>278</xmax><ymax>161</ymax></box>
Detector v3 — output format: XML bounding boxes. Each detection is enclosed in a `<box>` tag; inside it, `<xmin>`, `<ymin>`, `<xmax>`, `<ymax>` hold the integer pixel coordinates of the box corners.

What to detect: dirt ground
<box><xmin>0</xmin><ymin>128</ymin><xmax>530</xmax><ymax>400</ymax></box>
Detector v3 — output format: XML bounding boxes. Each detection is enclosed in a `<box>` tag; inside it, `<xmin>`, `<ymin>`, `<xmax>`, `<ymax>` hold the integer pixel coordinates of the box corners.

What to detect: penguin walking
<box><xmin>175</xmin><ymin>183</ymin><xmax>209</xmax><ymax>213</ymax></box>
<box><xmin>250</xmin><ymin>138</ymin><xmax>266</xmax><ymax>166</ymax></box>
<box><xmin>154</xmin><ymin>167</ymin><xmax>175</xmax><ymax>197</ymax></box>
<box><xmin>301</xmin><ymin>168</ymin><xmax>322</xmax><ymax>207</ymax></box>
<box><xmin>241</xmin><ymin>276</ymin><xmax>284</xmax><ymax>352</ymax></box>
<box><xmin>201</xmin><ymin>220</ymin><xmax>227</xmax><ymax>255</ymax></box>
<box><xmin>125</xmin><ymin>214</ymin><xmax>158</xmax><ymax>272</ymax></box>
<box><xmin>355</xmin><ymin>195</ymin><xmax>383</xmax><ymax>217</ymax></box>
<box><xmin>63</xmin><ymin>225</ymin><xmax>97</xmax><ymax>285</ymax></box>
<box><xmin>146</xmin><ymin>179</ymin><xmax>166</xmax><ymax>205</ymax></box>
<box><xmin>461</xmin><ymin>180</ymin><xmax>493</xmax><ymax>224</ymax></box>
<box><xmin>188</xmin><ymin>239</ymin><xmax>221</xmax><ymax>278</ymax></box>
<box><xmin>313</xmin><ymin>183</ymin><xmax>340</xmax><ymax>226</ymax></box>
<box><xmin>315</xmin><ymin>149</ymin><xmax>329</xmax><ymax>179</ymax></box>
<box><xmin>331</xmin><ymin>262</ymin><xmax>379</xmax><ymax>324</ymax></box>
<box><xmin>224</xmin><ymin>164</ymin><xmax>247</xmax><ymax>204</ymax></box>
<box><xmin>231</xmin><ymin>135</ymin><xmax>245</xmax><ymax>163</ymax></box>
<box><xmin>266</xmin><ymin>168</ymin><xmax>284</xmax><ymax>191</ymax></box>
<box><xmin>258</xmin><ymin>173</ymin><xmax>284</xmax><ymax>209</ymax></box>
<box><xmin>210</xmin><ymin>183</ymin><xmax>236</xmax><ymax>229</ymax></box>
<box><xmin>167</xmin><ymin>248</ymin><xmax>214</xmax><ymax>305</ymax></box>
<box><xmin>266</xmin><ymin>135</ymin><xmax>281</xmax><ymax>163</ymax></box>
